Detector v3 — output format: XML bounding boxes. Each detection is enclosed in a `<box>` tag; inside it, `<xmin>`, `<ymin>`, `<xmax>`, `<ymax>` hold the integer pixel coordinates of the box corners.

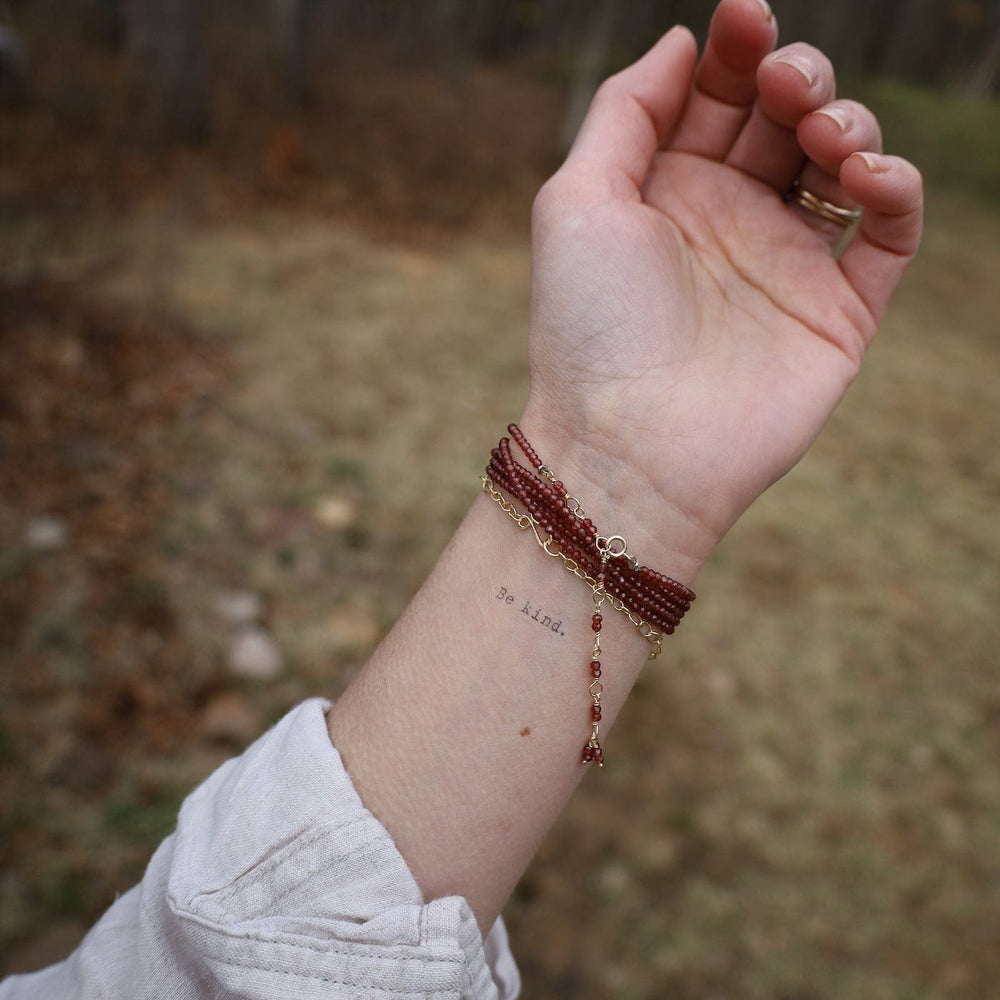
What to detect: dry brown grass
<box><xmin>2</xmin><ymin>187</ymin><xmax>998</xmax><ymax>998</ymax></box>
<box><xmin>1</xmin><ymin>42</ymin><xmax>999</xmax><ymax>995</ymax></box>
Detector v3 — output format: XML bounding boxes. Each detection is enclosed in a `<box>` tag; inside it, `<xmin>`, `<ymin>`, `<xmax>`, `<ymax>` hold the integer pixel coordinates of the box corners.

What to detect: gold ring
<box><xmin>786</xmin><ymin>180</ymin><xmax>862</xmax><ymax>228</ymax></box>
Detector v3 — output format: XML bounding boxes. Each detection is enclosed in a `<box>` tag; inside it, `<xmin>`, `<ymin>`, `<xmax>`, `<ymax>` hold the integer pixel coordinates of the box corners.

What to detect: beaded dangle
<box><xmin>582</xmin><ymin>543</ymin><xmax>610</xmax><ymax>766</ymax></box>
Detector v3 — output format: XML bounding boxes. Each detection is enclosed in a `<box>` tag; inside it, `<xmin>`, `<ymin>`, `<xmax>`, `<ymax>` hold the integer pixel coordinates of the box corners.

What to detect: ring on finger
<box><xmin>786</xmin><ymin>180</ymin><xmax>862</xmax><ymax>228</ymax></box>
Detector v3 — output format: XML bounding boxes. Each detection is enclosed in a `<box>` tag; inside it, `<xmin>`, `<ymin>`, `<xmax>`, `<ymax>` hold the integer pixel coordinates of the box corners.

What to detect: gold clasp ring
<box><xmin>597</xmin><ymin>534</ymin><xmax>628</xmax><ymax>558</ymax></box>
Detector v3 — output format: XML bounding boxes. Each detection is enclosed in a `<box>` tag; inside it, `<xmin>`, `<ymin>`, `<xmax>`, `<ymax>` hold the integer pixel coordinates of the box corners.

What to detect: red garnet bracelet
<box><xmin>482</xmin><ymin>424</ymin><xmax>695</xmax><ymax>767</ymax></box>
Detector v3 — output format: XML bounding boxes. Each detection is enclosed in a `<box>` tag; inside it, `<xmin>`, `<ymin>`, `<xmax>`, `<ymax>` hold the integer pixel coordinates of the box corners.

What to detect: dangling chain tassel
<box><xmin>582</xmin><ymin>546</ymin><xmax>609</xmax><ymax>766</ymax></box>
<box><xmin>482</xmin><ymin>424</ymin><xmax>695</xmax><ymax>768</ymax></box>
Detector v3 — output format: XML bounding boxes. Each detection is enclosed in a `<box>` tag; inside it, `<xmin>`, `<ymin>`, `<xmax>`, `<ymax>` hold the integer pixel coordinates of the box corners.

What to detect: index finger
<box><xmin>671</xmin><ymin>0</ymin><xmax>778</xmax><ymax>159</ymax></box>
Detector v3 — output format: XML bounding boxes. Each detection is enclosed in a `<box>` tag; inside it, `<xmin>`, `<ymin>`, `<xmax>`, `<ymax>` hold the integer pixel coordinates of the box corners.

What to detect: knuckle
<box><xmin>531</xmin><ymin>175</ymin><xmax>564</xmax><ymax>224</ymax></box>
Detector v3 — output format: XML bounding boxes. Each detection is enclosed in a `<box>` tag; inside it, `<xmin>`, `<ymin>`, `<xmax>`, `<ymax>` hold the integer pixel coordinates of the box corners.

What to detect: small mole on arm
<box><xmin>520</xmin><ymin>727</ymin><xmax>531</xmax><ymax>737</ymax></box>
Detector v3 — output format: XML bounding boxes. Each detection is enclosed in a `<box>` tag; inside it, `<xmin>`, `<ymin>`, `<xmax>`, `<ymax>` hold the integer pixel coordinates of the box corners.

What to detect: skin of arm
<box><xmin>326</xmin><ymin>0</ymin><xmax>923</xmax><ymax>933</ymax></box>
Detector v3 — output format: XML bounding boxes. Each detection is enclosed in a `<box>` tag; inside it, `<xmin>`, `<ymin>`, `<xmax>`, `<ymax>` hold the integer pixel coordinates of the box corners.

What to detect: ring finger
<box><xmin>790</xmin><ymin>100</ymin><xmax>883</xmax><ymax>243</ymax></box>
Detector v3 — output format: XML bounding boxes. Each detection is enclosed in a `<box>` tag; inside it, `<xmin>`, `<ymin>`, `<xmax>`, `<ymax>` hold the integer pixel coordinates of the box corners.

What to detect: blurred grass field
<box><xmin>1</xmin><ymin>73</ymin><xmax>999</xmax><ymax>999</ymax></box>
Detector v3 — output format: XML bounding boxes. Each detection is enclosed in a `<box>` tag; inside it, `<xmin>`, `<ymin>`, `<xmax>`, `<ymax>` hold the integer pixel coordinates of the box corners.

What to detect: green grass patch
<box><xmin>100</xmin><ymin>780</ymin><xmax>184</xmax><ymax>845</ymax></box>
<box><xmin>856</xmin><ymin>79</ymin><xmax>1000</xmax><ymax>205</ymax></box>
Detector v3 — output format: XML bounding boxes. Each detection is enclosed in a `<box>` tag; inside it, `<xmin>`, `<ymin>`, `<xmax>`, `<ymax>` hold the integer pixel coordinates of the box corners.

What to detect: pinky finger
<box><xmin>839</xmin><ymin>151</ymin><xmax>923</xmax><ymax>330</ymax></box>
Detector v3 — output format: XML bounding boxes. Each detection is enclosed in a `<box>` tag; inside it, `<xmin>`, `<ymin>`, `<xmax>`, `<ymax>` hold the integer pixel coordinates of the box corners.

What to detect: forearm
<box><xmin>2</xmin><ymin>702</ymin><xmax>516</xmax><ymax>1000</ymax></box>
<box><xmin>326</xmin><ymin>418</ymin><xmax>709</xmax><ymax>931</ymax></box>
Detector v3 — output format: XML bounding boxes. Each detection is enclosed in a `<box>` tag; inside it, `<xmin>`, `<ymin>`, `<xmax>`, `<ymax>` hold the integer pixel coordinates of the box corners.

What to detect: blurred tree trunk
<box><xmin>559</xmin><ymin>0</ymin><xmax>617</xmax><ymax>153</ymax></box>
<box><xmin>966</xmin><ymin>25</ymin><xmax>1000</xmax><ymax>93</ymax></box>
<box><xmin>965</xmin><ymin>6</ymin><xmax>1000</xmax><ymax>94</ymax></box>
<box><xmin>876</xmin><ymin>0</ymin><xmax>943</xmax><ymax>83</ymax></box>
<box><xmin>272</xmin><ymin>0</ymin><xmax>310</xmax><ymax>107</ymax></box>
<box><xmin>89</xmin><ymin>0</ymin><xmax>127</xmax><ymax>47</ymax></box>
<box><xmin>125</xmin><ymin>0</ymin><xmax>208</xmax><ymax>142</ymax></box>
<box><xmin>0</xmin><ymin>25</ymin><xmax>30</xmax><ymax>106</ymax></box>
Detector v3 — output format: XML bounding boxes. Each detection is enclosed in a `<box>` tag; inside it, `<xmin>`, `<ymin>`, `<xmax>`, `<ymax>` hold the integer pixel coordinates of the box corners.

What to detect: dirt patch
<box><xmin>0</xmin><ymin>277</ymin><xmax>228</xmax><ymax>963</ymax></box>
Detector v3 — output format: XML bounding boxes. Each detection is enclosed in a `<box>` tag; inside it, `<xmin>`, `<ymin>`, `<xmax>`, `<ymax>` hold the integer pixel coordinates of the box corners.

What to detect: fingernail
<box><xmin>772</xmin><ymin>53</ymin><xmax>817</xmax><ymax>87</ymax></box>
<box><xmin>815</xmin><ymin>107</ymin><xmax>851</xmax><ymax>134</ymax></box>
<box><xmin>853</xmin><ymin>151</ymin><xmax>890</xmax><ymax>174</ymax></box>
<box><xmin>755</xmin><ymin>0</ymin><xmax>774</xmax><ymax>21</ymax></box>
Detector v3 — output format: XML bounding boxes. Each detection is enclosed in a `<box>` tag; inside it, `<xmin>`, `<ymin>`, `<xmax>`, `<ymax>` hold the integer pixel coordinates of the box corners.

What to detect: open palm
<box><xmin>523</xmin><ymin>1</ymin><xmax>922</xmax><ymax>569</ymax></box>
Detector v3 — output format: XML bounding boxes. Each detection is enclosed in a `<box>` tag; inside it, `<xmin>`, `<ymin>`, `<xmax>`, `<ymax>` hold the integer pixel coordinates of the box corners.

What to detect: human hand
<box><xmin>521</xmin><ymin>0</ymin><xmax>922</xmax><ymax>581</ymax></box>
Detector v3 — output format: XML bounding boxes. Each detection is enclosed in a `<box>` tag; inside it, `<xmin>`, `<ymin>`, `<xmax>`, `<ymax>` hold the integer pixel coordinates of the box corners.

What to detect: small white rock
<box><xmin>25</xmin><ymin>514</ymin><xmax>68</xmax><ymax>552</ymax></box>
<box><xmin>226</xmin><ymin>626</ymin><xmax>284</xmax><ymax>680</ymax></box>
<box><xmin>705</xmin><ymin>669</ymin><xmax>737</xmax><ymax>699</ymax></box>
<box><xmin>312</xmin><ymin>495</ymin><xmax>357</xmax><ymax>531</ymax></box>
<box><xmin>215</xmin><ymin>590</ymin><xmax>262</xmax><ymax>627</ymax></box>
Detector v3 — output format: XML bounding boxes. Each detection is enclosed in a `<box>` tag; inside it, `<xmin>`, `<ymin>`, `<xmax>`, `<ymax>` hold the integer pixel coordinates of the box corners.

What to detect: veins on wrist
<box><xmin>514</xmin><ymin>406</ymin><xmax>718</xmax><ymax>582</ymax></box>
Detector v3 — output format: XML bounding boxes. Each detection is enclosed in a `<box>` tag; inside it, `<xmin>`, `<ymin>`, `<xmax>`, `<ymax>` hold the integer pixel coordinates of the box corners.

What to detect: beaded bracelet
<box><xmin>482</xmin><ymin>424</ymin><xmax>695</xmax><ymax>766</ymax></box>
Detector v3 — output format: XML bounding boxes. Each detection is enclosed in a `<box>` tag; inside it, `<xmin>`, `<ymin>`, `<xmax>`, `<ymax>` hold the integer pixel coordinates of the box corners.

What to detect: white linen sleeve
<box><xmin>0</xmin><ymin>698</ymin><xmax>521</xmax><ymax>1000</ymax></box>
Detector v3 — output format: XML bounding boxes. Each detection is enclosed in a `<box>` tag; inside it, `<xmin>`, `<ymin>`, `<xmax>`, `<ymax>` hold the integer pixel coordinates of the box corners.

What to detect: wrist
<box><xmin>516</xmin><ymin>400</ymin><xmax>718</xmax><ymax>588</ymax></box>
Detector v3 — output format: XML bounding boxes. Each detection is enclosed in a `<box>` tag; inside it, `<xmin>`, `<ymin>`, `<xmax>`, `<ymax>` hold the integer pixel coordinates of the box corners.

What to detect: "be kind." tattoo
<box><xmin>495</xmin><ymin>585</ymin><xmax>566</xmax><ymax>637</ymax></box>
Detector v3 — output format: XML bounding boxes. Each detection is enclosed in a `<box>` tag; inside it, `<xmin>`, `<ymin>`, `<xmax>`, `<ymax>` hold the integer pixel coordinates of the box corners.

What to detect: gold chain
<box><xmin>481</xmin><ymin>475</ymin><xmax>663</xmax><ymax>660</ymax></box>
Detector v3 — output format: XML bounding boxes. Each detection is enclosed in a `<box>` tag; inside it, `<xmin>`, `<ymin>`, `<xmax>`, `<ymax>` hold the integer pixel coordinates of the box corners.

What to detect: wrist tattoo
<box><xmin>495</xmin><ymin>585</ymin><xmax>566</xmax><ymax>637</ymax></box>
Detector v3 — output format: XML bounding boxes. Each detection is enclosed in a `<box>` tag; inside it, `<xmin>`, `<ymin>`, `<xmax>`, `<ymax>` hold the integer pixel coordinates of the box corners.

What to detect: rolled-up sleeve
<box><xmin>0</xmin><ymin>699</ymin><xmax>521</xmax><ymax>1000</ymax></box>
